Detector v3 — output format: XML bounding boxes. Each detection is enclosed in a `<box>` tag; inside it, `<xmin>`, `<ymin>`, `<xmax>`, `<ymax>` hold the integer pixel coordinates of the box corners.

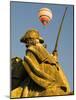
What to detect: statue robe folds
<box><xmin>11</xmin><ymin>43</ymin><xmax>70</xmax><ymax>98</ymax></box>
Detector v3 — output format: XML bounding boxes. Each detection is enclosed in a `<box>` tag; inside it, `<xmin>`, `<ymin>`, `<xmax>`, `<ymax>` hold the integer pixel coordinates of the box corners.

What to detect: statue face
<box><xmin>26</xmin><ymin>39</ymin><xmax>40</xmax><ymax>48</ymax></box>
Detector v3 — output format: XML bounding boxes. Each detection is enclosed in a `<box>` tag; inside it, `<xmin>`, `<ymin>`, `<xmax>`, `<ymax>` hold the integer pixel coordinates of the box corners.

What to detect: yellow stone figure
<box><xmin>11</xmin><ymin>29</ymin><xmax>70</xmax><ymax>98</ymax></box>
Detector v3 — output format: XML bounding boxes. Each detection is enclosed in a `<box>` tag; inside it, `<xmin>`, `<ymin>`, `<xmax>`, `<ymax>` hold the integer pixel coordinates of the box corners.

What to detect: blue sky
<box><xmin>10</xmin><ymin>1</ymin><xmax>74</xmax><ymax>91</ymax></box>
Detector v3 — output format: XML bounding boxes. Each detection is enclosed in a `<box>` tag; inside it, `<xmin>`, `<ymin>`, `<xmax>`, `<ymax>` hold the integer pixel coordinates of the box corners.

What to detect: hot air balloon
<box><xmin>38</xmin><ymin>8</ymin><xmax>53</xmax><ymax>26</ymax></box>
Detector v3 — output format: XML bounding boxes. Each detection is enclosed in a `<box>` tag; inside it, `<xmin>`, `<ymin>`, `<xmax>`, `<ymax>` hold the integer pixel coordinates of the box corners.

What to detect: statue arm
<box><xmin>22</xmin><ymin>51</ymin><xmax>56</xmax><ymax>89</ymax></box>
<box><xmin>22</xmin><ymin>60</ymin><xmax>52</xmax><ymax>89</ymax></box>
<box><xmin>26</xmin><ymin>50</ymin><xmax>56</xmax><ymax>81</ymax></box>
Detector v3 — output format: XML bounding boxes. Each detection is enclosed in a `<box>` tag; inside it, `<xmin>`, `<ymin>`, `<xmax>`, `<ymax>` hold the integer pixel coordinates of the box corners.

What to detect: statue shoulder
<box><xmin>26</xmin><ymin>45</ymin><xmax>48</xmax><ymax>62</ymax></box>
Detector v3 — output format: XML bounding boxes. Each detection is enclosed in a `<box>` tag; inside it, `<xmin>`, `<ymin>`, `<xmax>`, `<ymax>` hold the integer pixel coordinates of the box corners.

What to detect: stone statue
<box><xmin>11</xmin><ymin>29</ymin><xmax>70</xmax><ymax>98</ymax></box>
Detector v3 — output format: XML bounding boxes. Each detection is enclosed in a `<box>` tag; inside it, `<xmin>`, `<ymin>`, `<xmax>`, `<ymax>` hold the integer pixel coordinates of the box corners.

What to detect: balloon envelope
<box><xmin>38</xmin><ymin>8</ymin><xmax>53</xmax><ymax>26</ymax></box>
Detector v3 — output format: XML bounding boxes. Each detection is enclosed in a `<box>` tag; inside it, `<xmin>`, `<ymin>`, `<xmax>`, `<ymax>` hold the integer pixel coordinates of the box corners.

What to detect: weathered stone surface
<box><xmin>11</xmin><ymin>29</ymin><xmax>70</xmax><ymax>98</ymax></box>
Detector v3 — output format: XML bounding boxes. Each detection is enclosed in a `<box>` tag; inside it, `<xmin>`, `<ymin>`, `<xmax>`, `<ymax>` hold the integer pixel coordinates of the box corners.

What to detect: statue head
<box><xmin>20</xmin><ymin>29</ymin><xmax>44</xmax><ymax>47</ymax></box>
